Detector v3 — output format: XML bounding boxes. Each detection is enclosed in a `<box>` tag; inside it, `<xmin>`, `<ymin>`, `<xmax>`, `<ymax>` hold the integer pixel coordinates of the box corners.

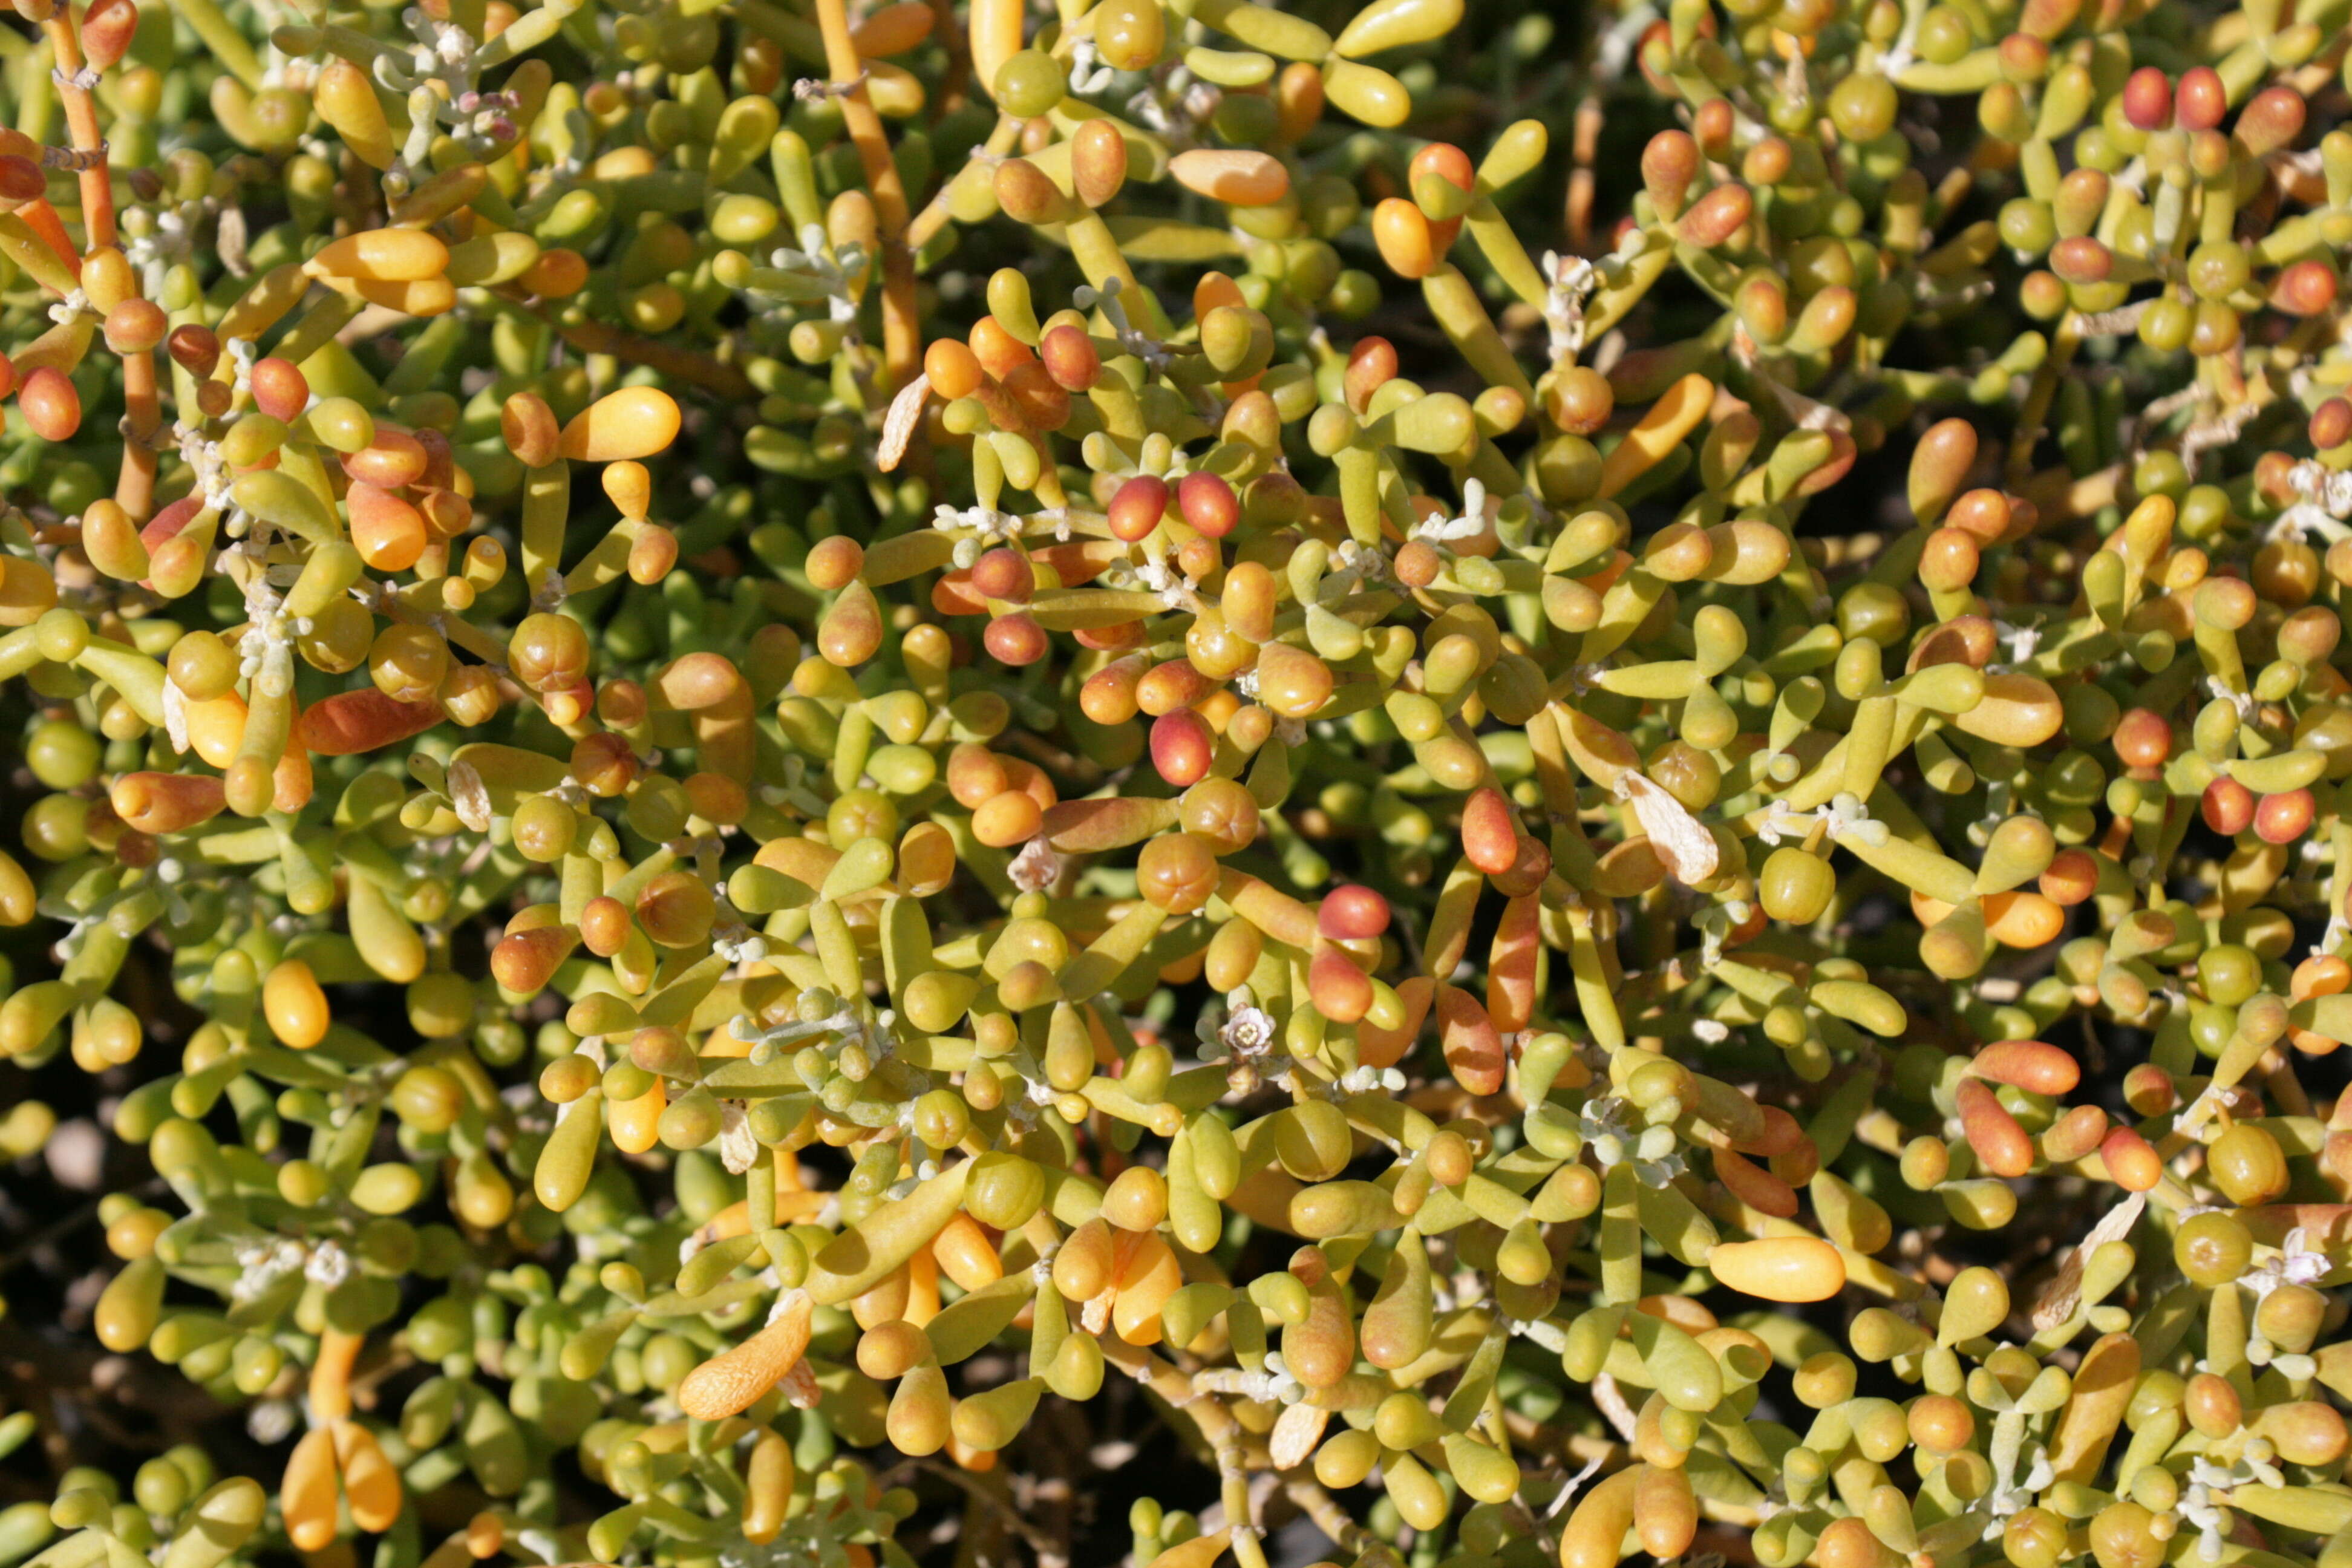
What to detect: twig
<box><xmin>0</xmin><ymin>1177</ymin><xmax>164</xmax><ymax>1277</ymax></box>
<box><xmin>1567</xmin><ymin>97</ymin><xmax>1602</xmax><ymax>251</ymax></box>
<box><xmin>1022</xmin><ymin>1399</ymin><xmax>1081</xmax><ymax>1568</ymax></box>
<box><xmin>907</xmin><ymin>113</ymin><xmax>1022</xmax><ymax>255</ymax></box>
<box><xmin>1097</xmin><ymin>1337</ymin><xmax>1258</xmax><ymax>1547</ymax></box>
<box><xmin>926</xmin><ymin>0</ymin><xmax>969</xmax><ymax>118</ymax></box>
<box><xmin>41</xmin><ymin>10</ymin><xmax>160</xmax><ymax>518</ymax></box>
<box><xmin>2004</xmin><ymin>309</ymin><xmax>2081</xmax><ymax>492</ymax></box>
<box><xmin>2020</xmin><ymin>462</ymin><xmax>2122</xmax><ymax>523</ymax></box>
<box><xmin>814</xmin><ymin>0</ymin><xmax>918</xmax><ymax>394</ymax></box>
<box><xmin>1589</xmin><ymin>1372</ymin><xmax>1641</xmax><ymax>1442</ymax></box>
<box><xmin>0</xmin><ymin>1194</ymin><xmax>105</xmax><ymax>1276</ymax></box>
<box><xmin>913</xmin><ymin>1457</ymin><xmax>1061</xmax><ymax>1563</ymax></box>
<box><xmin>521</xmin><ymin>304</ymin><xmax>757</xmax><ymax>400</ymax></box>
<box><xmin>1281</xmin><ymin>1477</ymin><xmax>1402</xmax><ymax>1568</ymax></box>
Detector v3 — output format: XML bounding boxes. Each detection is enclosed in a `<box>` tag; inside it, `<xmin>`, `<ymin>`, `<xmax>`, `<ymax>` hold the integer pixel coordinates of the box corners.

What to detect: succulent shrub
<box><xmin>6</xmin><ymin>0</ymin><xmax>2352</xmax><ymax>1566</ymax></box>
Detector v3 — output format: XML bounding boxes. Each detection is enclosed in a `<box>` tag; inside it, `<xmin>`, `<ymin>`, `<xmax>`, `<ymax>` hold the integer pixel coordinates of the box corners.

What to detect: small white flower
<box><xmin>1992</xmin><ymin>619</ymin><xmax>2042</xmax><ymax>671</ymax></box>
<box><xmin>1007</xmin><ymin>836</ymin><xmax>1063</xmax><ymax>892</ymax></box>
<box><xmin>1761</xmin><ymin>790</ymin><xmax>1885</xmax><ymax>851</ymax></box>
<box><xmin>2244</xmin><ymin>1226</ymin><xmax>2330</xmax><ymax>1298</ymax></box>
<box><xmin>2207</xmin><ymin>673</ymin><xmax>2258</xmax><ymax>722</ymax></box>
<box><xmin>230</xmin><ymin>1237</ymin><xmax>310</xmax><ymax>1304</ymax></box>
<box><xmin>1218</xmin><ymin>999</ymin><xmax>1276</xmax><ymax>1057</ymax></box>
<box><xmin>1194</xmin><ymin>1352</ymin><xmax>1303</xmax><ymax>1405</ymax></box>
<box><xmin>1411</xmin><ymin>478</ymin><xmax>1497</xmax><ymax>546</ymax></box>
<box><xmin>729</xmin><ymin>1003</ymin><xmax>872</xmax><ymax>1062</ymax></box>
<box><xmin>2239</xmin><ymin>1227</ymin><xmax>2330</xmax><ymax>1371</ymax></box>
<box><xmin>1073</xmin><ymin>276</ymin><xmax>1168</xmax><ymax>371</ymax></box>
<box><xmin>932</xmin><ymin>502</ymin><xmax>1019</xmax><ymax>542</ymax></box>
<box><xmin>1979</xmin><ymin>1440</ymin><xmax>2054</xmax><ymax>1541</ymax></box>
<box><xmin>718</xmin><ymin>1103</ymin><xmax>760</xmax><ymax>1175</ymax></box>
<box><xmin>51</xmin><ymin>911</ymin><xmax>103</xmax><ymax>964</ymax></box>
<box><xmin>1541</xmin><ymin>251</ymin><xmax>1601</xmax><ymax>358</ymax></box>
<box><xmin>1319</xmin><ymin>539</ymin><xmax>1390</xmax><ymax>598</ymax></box>
<box><xmin>713</xmin><ymin>924</ymin><xmax>769</xmax><ymax>966</ymax></box>
<box><xmin>2178</xmin><ymin>1452</ymin><xmax>2281</xmax><ymax>1561</ymax></box>
<box><xmin>247</xmin><ymin>1399</ymin><xmax>298</xmax><ymax>1445</ymax></box>
<box><xmin>763</xmin><ymin>226</ymin><xmax>869</xmax><ymax>327</ymax></box>
<box><xmin>303</xmin><ymin>1240</ymin><xmax>353</xmax><ymax>1289</ymax></box>
<box><xmin>1126</xmin><ymin>549</ymin><xmax>1198</xmax><ymax>610</ymax></box>
<box><xmin>1579</xmin><ymin>1094</ymin><xmax>1685</xmax><ymax>1186</ymax></box>
<box><xmin>1125</xmin><ymin>83</ymin><xmax>1178</xmax><ymax>135</ymax></box>
<box><xmin>1067</xmin><ymin>35</ymin><xmax>1117</xmax><ymax>94</ymax></box>
<box><xmin>2285</xmin><ymin>455</ymin><xmax>2339</xmax><ymax>504</ymax></box>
